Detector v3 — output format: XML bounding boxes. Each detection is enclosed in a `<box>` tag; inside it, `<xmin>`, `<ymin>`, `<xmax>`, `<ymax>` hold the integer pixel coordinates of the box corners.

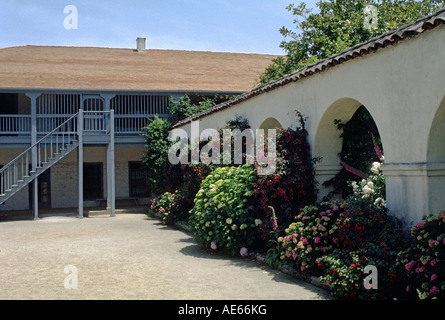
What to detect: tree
<box><xmin>259</xmin><ymin>0</ymin><xmax>445</xmax><ymax>85</ymax></box>
<box><xmin>142</xmin><ymin>116</ymin><xmax>175</xmax><ymax>194</ymax></box>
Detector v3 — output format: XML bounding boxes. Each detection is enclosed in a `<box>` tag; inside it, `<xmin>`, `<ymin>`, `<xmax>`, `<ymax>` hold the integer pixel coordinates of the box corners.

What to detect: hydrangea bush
<box><xmin>188</xmin><ymin>165</ymin><xmax>261</xmax><ymax>255</ymax></box>
<box><xmin>279</xmin><ymin>201</ymin><xmax>343</xmax><ymax>273</ymax></box>
<box><xmin>316</xmin><ymin>197</ymin><xmax>406</xmax><ymax>299</ymax></box>
<box><xmin>397</xmin><ymin>210</ymin><xmax>445</xmax><ymax>299</ymax></box>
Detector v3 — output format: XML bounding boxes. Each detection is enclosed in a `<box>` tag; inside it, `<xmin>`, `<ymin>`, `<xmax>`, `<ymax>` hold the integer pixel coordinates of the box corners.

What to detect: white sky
<box><xmin>0</xmin><ymin>0</ymin><xmax>318</xmax><ymax>54</ymax></box>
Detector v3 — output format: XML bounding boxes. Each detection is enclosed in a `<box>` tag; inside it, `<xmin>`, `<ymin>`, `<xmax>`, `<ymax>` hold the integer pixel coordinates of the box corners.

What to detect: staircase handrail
<box><xmin>0</xmin><ymin>112</ymin><xmax>79</xmax><ymax>176</ymax></box>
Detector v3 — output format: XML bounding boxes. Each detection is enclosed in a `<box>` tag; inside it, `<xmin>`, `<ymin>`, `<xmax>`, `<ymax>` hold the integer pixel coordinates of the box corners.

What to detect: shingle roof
<box><xmin>0</xmin><ymin>46</ymin><xmax>279</xmax><ymax>92</ymax></box>
<box><xmin>173</xmin><ymin>8</ymin><xmax>445</xmax><ymax>128</ymax></box>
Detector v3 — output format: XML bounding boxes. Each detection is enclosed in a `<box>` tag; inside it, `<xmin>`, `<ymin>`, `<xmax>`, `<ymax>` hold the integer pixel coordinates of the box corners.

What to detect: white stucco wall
<box><xmin>174</xmin><ymin>25</ymin><xmax>445</xmax><ymax>226</ymax></box>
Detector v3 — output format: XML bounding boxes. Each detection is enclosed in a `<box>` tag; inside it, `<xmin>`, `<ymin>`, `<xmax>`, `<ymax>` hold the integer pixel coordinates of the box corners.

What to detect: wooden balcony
<box><xmin>0</xmin><ymin>93</ymin><xmax>173</xmax><ymax>146</ymax></box>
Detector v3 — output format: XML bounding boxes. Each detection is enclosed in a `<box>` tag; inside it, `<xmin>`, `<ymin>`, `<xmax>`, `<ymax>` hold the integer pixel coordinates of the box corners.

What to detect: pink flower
<box><xmin>431</xmin><ymin>274</ymin><xmax>438</xmax><ymax>281</ymax></box>
<box><xmin>240</xmin><ymin>247</ymin><xmax>248</xmax><ymax>257</ymax></box>
<box><xmin>159</xmin><ymin>207</ymin><xmax>165</xmax><ymax>213</ymax></box>
<box><xmin>430</xmin><ymin>286</ymin><xmax>440</xmax><ymax>295</ymax></box>
<box><xmin>314</xmin><ymin>237</ymin><xmax>321</xmax><ymax>244</ymax></box>
<box><xmin>285</xmin><ymin>251</ymin><xmax>292</xmax><ymax>258</ymax></box>
<box><xmin>210</xmin><ymin>242</ymin><xmax>217</xmax><ymax>250</ymax></box>
<box><xmin>300</xmin><ymin>237</ymin><xmax>308</xmax><ymax>245</ymax></box>
<box><xmin>417</xmin><ymin>221</ymin><xmax>425</xmax><ymax>229</ymax></box>
<box><xmin>300</xmin><ymin>265</ymin><xmax>306</xmax><ymax>272</ymax></box>
<box><xmin>333</xmin><ymin>206</ymin><xmax>339</xmax><ymax>211</ymax></box>
<box><xmin>405</xmin><ymin>260</ymin><xmax>416</xmax><ymax>271</ymax></box>
<box><xmin>430</xmin><ymin>259</ymin><xmax>437</xmax><ymax>267</ymax></box>
<box><xmin>292</xmin><ymin>252</ymin><xmax>298</xmax><ymax>259</ymax></box>
<box><xmin>415</xmin><ymin>266</ymin><xmax>425</xmax><ymax>274</ymax></box>
<box><xmin>429</xmin><ymin>240</ymin><xmax>438</xmax><ymax>248</ymax></box>
<box><xmin>405</xmin><ymin>285</ymin><xmax>412</xmax><ymax>293</ymax></box>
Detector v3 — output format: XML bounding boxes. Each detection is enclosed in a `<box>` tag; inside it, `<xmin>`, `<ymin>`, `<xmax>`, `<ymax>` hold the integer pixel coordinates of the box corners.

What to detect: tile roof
<box><xmin>0</xmin><ymin>46</ymin><xmax>279</xmax><ymax>92</ymax></box>
<box><xmin>173</xmin><ymin>8</ymin><xmax>445</xmax><ymax>128</ymax></box>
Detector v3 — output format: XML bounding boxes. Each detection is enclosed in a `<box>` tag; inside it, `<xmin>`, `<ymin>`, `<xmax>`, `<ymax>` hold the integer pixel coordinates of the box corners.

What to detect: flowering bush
<box><xmin>279</xmin><ymin>201</ymin><xmax>343</xmax><ymax>274</ymax></box>
<box><xmin>152</xmin><ymin>191</ymin><xmax>176</xmax><ymax>225</ymax></box>
<box><xmin>316</xmin><ymin>197</ymin><xmax>406</xmax><ymax>299</ymax></box>
<box><xmin>317</xmin><ymin>250</ymin><xmax>369</xmax><ymax>299</ymax></box>
<box><xmin>188</xmin><ymin>165</ymin><xmax>261</xmax><ymax>255</ymax></box>
<box><xmin>397</xmin><ymin>210</ymin><xmax>445</xmax><ymax>299</ymax></box>
<box><xmin>253</xmin><ymin>115</ymin><xmax>319</xmax><ymax>247</ymax></box>
<box><xmin>350</xmin><ymin>160</ymin><xmax>386</xmax><ymax>208</ymax></box>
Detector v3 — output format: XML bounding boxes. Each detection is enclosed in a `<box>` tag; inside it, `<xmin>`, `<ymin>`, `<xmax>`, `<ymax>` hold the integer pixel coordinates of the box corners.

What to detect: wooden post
<box><xmin>78</xmin><ymin>109</ymin><xmax>84</xmax><ymax>218</ymax></box>
<box><xmin>26</xmin><ymin>92</ymin><xmax>40</xmax><ymax>220</ymax></box>
<box><xmin>102</xmin><ymin>94</ymin><xmax>116</xmax><ymax>217</ymax></box>
<box><xmin>108</xmin><ymin>109</ymin><xmax>115</xmax><ymax>217</ymax></box>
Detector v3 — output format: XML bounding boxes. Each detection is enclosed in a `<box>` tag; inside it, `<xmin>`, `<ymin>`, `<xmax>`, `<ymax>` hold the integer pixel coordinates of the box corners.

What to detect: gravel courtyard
<box><xmin>0</xmin><ymin>213</ymin><xmax>330</xmax><ymax>300</ymax></box>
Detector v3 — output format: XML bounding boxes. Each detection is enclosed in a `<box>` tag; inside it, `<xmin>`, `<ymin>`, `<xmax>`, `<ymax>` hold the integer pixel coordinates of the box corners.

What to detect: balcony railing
<box><xmin>0</xmin><ymin>115</ymin><xmax>31</xmax><ymax>135</ymax></box>
<box><xmin>0</xmin><ymin>113</ymin><xmax>171</xmax><ymax>136</ymax></box>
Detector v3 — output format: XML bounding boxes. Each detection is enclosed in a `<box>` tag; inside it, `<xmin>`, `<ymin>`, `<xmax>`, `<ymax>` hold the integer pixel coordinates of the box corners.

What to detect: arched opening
<box><xmin>314</xmin><ymin>98</ymin><xmax>384</xmax><ymax>200</ymax></box>
<box><xmin>259</xmin><ymin>117</ymin><xmax>283</xmax><ymax>131</ymax></box>
<box><xmin>427</xmin><ymin>96</ymin><xmax>445</xmax><ymax>213</ymax></box>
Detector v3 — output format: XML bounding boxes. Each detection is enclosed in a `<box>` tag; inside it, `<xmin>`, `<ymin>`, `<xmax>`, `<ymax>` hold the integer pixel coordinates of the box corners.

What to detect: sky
<box><xmin>0</xmin><ymin>0</ymin><xmax>318</xmax><ymax>54</ymax></box>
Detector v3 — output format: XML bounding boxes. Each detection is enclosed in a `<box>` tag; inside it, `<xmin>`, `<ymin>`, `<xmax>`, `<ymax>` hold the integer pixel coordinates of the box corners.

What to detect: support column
<box><xmin>78</xmin><ymin>109</ymin><xmax>84</xmax><ymax>218</ymax></box>
<box><xmin>26</xmin><ymin>93</ymin><xmax>40</xmax><ymax>220</ymax></box>
<box><xmin>107</xmin><ymin>109</ymin><xmax>115</xmax><ymax>217</ymax></box>
<box><xmin>383</xmin><ymin>162</ymin><xmax>430</xmax><ymax>228</ymax></box>
<box><xmin>102</xmin><ymin>94</ymin><xmax>116</xmax><ymax>217</ymax></box>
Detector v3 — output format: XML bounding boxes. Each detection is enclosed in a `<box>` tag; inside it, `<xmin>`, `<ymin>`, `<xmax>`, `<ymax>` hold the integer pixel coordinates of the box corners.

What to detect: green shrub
<box><xmin>142</xmin><ymin>116</ymin><xmax>173</xmax><ymax>194</ymax></box>
<box><xmin>189</xmin><ymin>165</ymin><xmax>260</xmax><ymax>255</ymax></box>
<box><xmin>397</xmin><ymin>210</ymin><xmax>445</xmax><ymax>299</ymax></box>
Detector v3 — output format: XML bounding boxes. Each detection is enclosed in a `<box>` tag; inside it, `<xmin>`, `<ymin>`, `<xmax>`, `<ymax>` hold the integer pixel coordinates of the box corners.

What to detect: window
<box><xmin>129</xmin><ymin>162</ymin><xmax>150</xmax><ymax>197</ymax></box>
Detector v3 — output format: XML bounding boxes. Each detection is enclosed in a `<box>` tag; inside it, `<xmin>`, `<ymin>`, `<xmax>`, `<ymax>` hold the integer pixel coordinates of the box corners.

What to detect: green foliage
<box><xmin>224</xmin><ymin>115</ymin><xmax>251</xmax><ymax>131</ymax></box>
<box><xmin>259</xmin><ymin>0</ymin><xmax>445</xmax><ymax>85</ymax></box>
<box><xmin>168</xmin><ymin>95</ymin><xmax>217</xmax><ymax>122</ymax></box>
<box><xmin>188</xmin><ymin>165</ymin><xmax>260</xmax><ymax>255</ymax></box>
<box><xmin>142</xmin><ymin>116</ymin><xmax>172</xmax><ymax>194</ymax></box>
<box><xmin>396</xmin><ymin>210</ymin><xmax>445</xmax><ymax>299</ymax></box>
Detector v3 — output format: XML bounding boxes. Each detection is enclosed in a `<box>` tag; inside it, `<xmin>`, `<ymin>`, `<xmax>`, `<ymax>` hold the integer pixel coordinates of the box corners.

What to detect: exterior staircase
<box><xmin>0</xmin><ymin>113</ymin><xmax>79</xmax><ymax>205</ymax></box>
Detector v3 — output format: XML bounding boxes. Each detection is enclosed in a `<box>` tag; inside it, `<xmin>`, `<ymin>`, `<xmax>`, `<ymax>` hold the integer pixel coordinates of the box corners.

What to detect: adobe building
<box><xmin>0</xmin><ymin>38</ymin><xmax>278</xmax><ymax>218</ymax></box>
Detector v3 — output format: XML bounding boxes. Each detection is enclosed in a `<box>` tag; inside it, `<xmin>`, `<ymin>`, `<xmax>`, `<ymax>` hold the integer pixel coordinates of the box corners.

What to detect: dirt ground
<box><xmin>0</xmin><ymin>212</ymin><xmax>331</xmax><ymax>300</ymax></box>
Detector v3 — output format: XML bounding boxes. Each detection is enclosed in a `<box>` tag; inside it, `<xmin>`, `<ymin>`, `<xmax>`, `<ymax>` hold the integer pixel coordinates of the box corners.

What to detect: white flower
<box><xmin>370</xmin><ymin>162</ymin><xmax>381</xmax><ymax>174</ymax></box>
<box><xmin>226</xmin><ymin>218</ymin><xmax>233</xmax><ymax>225</ymax></box>
<box><xmin>351</xmin><ymin>181</ymin><xmax>358</xmax><ymax>190</ymax></box>
<box><xmin>254</xmin><ymin>219</ymin><xmax>263</xmax><ymax>226</ymax></box>
<box><xmin>374</xmin><ymin>197</ymin><xmax>386</xmax><ymax>208</ymax></box>
<box><xmin>362</xmin><ymin>185</ymin><xmax>374</xmax><ymax>195</ymax></box>
<box><xmin>367</xmin><ymin>181</ymin><xmax>374</xmax><ymax>189</ymax></box>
